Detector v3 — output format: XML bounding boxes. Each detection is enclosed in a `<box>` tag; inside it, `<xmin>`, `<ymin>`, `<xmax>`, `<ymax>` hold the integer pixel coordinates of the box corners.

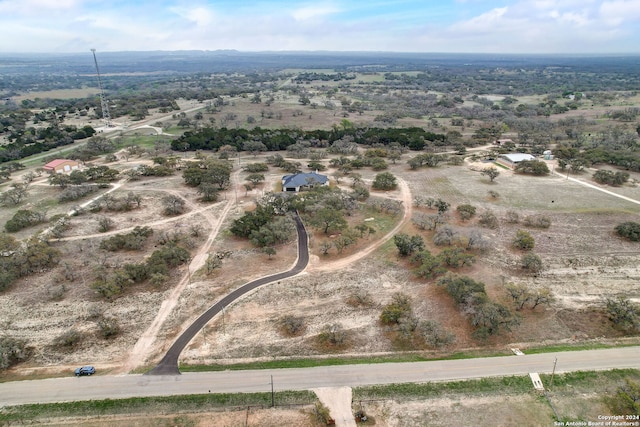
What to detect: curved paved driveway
<box><xmin>147</xmin><ymin>214</ymin><xmax>309</xmax><ymax>375</ymax></box>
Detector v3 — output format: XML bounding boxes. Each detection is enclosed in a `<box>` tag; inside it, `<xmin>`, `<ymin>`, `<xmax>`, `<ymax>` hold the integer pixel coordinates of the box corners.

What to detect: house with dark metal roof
<box><xmin>282</xmin><ymin>172</ymin><xmax>329</xmax><ymax>192</ymax></box>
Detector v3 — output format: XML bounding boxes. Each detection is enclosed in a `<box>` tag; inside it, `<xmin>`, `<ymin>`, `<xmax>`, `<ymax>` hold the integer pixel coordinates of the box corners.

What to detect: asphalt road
<box><xmin>1</xmin><ymin>347</ymin><xmax>638</xmax><ymax>406</ymax></box>
<box><xmin>147</xmin><ymin>213</ymin><xmax>310</xmax><ymax>375</ymax></box>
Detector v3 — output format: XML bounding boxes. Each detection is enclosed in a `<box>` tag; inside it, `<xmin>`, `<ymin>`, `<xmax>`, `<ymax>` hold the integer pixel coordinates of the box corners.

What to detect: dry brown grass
<box><xmin>1</xmin><ymin>129</ymin><xmax>639</xmax><ymax>380</ymax></box>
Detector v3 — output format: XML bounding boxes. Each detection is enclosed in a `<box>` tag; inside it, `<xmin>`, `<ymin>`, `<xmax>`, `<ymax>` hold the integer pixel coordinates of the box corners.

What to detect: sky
<box><xmin>1</xmin><ymin>0</ymin><xmax>639</xmax><ymax>54</ymax></box>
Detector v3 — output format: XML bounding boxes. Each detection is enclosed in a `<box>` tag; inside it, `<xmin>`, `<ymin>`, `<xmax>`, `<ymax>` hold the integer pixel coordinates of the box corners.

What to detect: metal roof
<box><xmin>43</xmin><ymin>159</ymin><xmax>77</xmax><ymax>169</ymax></box>
<box><xmin>500</xmin><ymin>153</ymin><xmax>536</xmax><ymax>163</ymax></box>
<box><xmin>282</xmin><ymin>172</ymin><xmax>328</xmax><ymax>188</ymax></box>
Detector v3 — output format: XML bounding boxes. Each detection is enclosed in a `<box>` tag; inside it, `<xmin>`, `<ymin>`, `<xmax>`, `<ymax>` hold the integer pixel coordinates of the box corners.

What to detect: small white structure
<box><xmin>497</xmin><ymin>153</ymin><xmax>536</xmax><ymax>169</ymax></box>
<box><xmin>282</xmin><ymin>172</ymin><xmax>329</xmax><ymax>192</ymax></box>
<box><xmin>529</xmin><ymin>373</ymin><xmax>545</xmax><ymax>392</ymax></box>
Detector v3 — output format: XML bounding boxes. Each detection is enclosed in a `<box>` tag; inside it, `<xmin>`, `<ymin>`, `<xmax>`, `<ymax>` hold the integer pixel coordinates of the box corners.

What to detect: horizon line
<box><xmin>1</xmin><ymin>50</ymin><xmax>640</xmax><ymax>57</ymax></box>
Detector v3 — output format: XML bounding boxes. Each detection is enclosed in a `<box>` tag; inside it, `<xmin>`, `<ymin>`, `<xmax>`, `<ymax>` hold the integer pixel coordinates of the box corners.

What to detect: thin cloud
<box><xmin>600</xmin><ymin>0</ymin><xmax>640</xmax><ymax>26</ymax></box>
<box><xmin>169</xmin><ymin>6</ymin><xmax>217</xmax><ymax>27</ymax></box>
<box><xmin>0</xmin><ymin>0</ymin><xmax>638</xmax><ymax>53</ymax></box>
<box><xmin>292</xmin><ymin>4</ymin><xmax>341</xmax><ymax>21</ymax></box>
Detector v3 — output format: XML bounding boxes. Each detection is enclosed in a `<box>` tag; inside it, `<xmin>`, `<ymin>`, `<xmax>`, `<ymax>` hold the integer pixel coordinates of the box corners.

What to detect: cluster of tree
<box><xmin>91</xmin><ymin>243</ymin><xmax>190</xmax><ymax>299</ymax></box>
<box><xmin>456</xmin><ymin>204</ymin><xmax>476</xmax><ymax>221</ymax></box>
<box><xmin>318</xmin><ymin>223</ymin><xmax>375</xmax><ymax>256</ymax></box>
<box><xmin>504</xmin><ymin>283</ymin><xmax>555</xmax><ymax>310</ymax></box>
<box><xmin>380</xmin><ymin>292</ymin><xmax>455</xmax><ymax>348</ymax></box>
<box><xmin>85</xmin><ymin>191</ymin><xmax>142</xmax><ymax>215</ymax></box>
<box><xmin>315</xmin><ymin>323</ymin><xmax>349</xmax><ymax>349</ymax></box>
<box><xmin>356</xmin><ymin>127</ymin><xmax>447</xmax><ymax>150</ymax></box>
<box><xmin>605</xmin><ymin>378</ymin><xmax>640</xmax><ymax>415</ymax></box>
<box><xmin>247</xmin><ymin>216</ymin><xmax>295</xmax><ymax>249</ymax></box>
<box><xmin>243</xmin><ymin>162</ymin><xmax>269</xmax><ymax>173</ymax></box>
<box><xmin>522</xmin><ymin>215</ymin><xmax>552</xmax><ymax>229</ymax></box>
<box><xmin>5</xmin><ymin>209</ymin><xmax>47</xmax><ymax>232</ymax></box>
<box><xmin>606</xmin><ymin>107</ymin><xmax>640</xmax><ymax>122</ymax></box>
<box><xmin>438</xmin><ymin>274</ymin><xmax>519</xmax><ymax>339</ymax></box>
<box><xmin>58</xmin><ymin>184</ymin><xmax>100</xmax><ymax>203</ymax></box>
<box><xmin>297</xmin><ymin>188</ymin><xmax>370</xmax><ymax>255</ymax></box>
<box><xmin>512</xmin><ymin>230</ymin><xmax>535</xmax><ymax>250</ymax></box>
<box><xmin>99</xmin><ymin>226</ymin><xmax>154</xmax><ymax>251</ymax></box>
<box><xmin>413</xmin><ymin>196</ymin><xmax>451</xmax><ymax>213</ymax></box>
<box><xmin>129</xmin><ymin>164</ymin><xmax>175</xmax><ymax>179</ymax></box>
<box><xmin>182</xmin><ymin>158</ymin><xmax>231</xmax><ymax>190</ymax></box>
<box><xmin>227</xmin><ymin>186</ymin><xmax>367</xmax><ymax>256</ymax></box>
<box><xmin>98</xmin><ymin>94</ymin><xmax>180</xmax><ymax>121</ymax></box>
<box><xmin>553</xmin><ymin>132</ymin><xmax>640</xmax><ymax>173</ymax></box>
<box><xmin>0</xmin><ymin>123</ymin><xmax>96</xmax><ymax>163</ymax></box>
<box><xmin>277</xmin><ymin>314</ymin><xmax>306</xmax><ymax>337</ymax></box>
<box><xmin>0</xmin><ymin>182</ymin><xmax>30</xmax><ymax>206</ymax></box>
<box><xmin>394</xmin><ymin>233</ymin><xmax>476</xmax><ymax>279</ymax></box>
<box><xmin>514</xmin><ymin>160</ymin><xmax>550</xmax><ymax>175</ymax></box>
<box><xmin>171</xmin><ymin>126</ymin><xmax>447</xmax><ymax>153</ymax></box>
<box><xmin>513</xmin><ymin>100</ymin><xmax>575</xmax><ymax>117</ymax></box>
<box><xmin>407</xmin><ymin>153</ymin><xmax>448</xmax><ymax>169</ymax></box>
<box><xmin>519</xmin><ymin>252</ymin><xmax>544</xmax><ymax>274</ymax></box>
<box><xmin>0</xmin><ymin>162</ymin><xmax>26</xmax><ymax>181</ymax></box>
<box><xmin>64</xmin><ymin>136</ymin><xmax>116</xmax><ymax>163</ymax></box>
<box><xmin>230</xmin><ymin>195</ymin><xmax>297</xmax><ymax>252</ymax></box>
<box><xmin>481</xmin><ymin>167</ymin><xmax>500</xmax><ymax>182</ymax></box>
<box><xmin>411</xmin><ymin>198</ymin><xmax>451</xmax><ymax>232</ymax></box>
<box><xmin>293</xmin><ymin>72</ymin><xmax>356</xmax><ymax>83</ymax></box>
<box><xmin>48</xmin><ymin>165</ymin><xmax>120</xmax><ymax>188</ymax></box>
<box><xmin>230</xmin><ymin>202</ymin><xmax>279</xmax><ymax>239</ymax></box>
<box><xmin>372</xmin><ymin>172</ymin><xmax>397</xmax><ymax>190</ymax></box>
<box><xmin>604</xmin><ymin>296</ymin><xmax>640</xmax><ymax>333</ymax></box>
<box><xmin>615</xmin><ymin>222</ymin><xmax>640</xmax><ymax>242</ymax></box>
<box><xmin>433</xmin><ymin>226</ymin><xmax>490</xmax><ymax>251</ymax></box>
<box><xmin>203</xmin><ymin>250</ymin><xmax>233</xmax><ymax>274</ymax></box>
<box><xmin>264</xmin><ymin>153</ymin><xmax>303</xmax><ymax>174</ymax></box>
<box><xmin>329</xmin><ymin>155</ymin><xmax>389</xmax><ymax>174</ymax></box>
<box><xmin>366</xmin><ymin>198</ymin><xmax>403</xmax><ymax>216</ymax></box>
<box><xmin>0</xmin><ymin>335</ymin><xmax>30</xmax><ymax>370</ymax></box>
<box><xmin>593</xmin><ymin>169</ymin><xmax>630</xmax><ymax>186</ymax></box>
<box><xmin>0</xmin><ymin>236</ymin><xmax>61</xmax><ymax>292</ymax></box>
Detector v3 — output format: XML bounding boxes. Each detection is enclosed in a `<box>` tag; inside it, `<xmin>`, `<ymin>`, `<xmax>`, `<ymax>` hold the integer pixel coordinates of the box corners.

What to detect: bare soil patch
<box><xmin>1</xmin><ymin>147</ymin><xmax>639</xmax><ymax>380</ymax></box>
<box><xmin>178</xmin><ymin>158</ymin><xmax>640</xmax><ymax>367</ymax></box>
<box><xmin>359</xmin><ymin>394</ymin><xmax>551</xmax><ymax>427</ymax></box>
<box><xmin>28</xmin><ymin>408</ymin><xmax>314</xmax><ymax>427</ymax></box>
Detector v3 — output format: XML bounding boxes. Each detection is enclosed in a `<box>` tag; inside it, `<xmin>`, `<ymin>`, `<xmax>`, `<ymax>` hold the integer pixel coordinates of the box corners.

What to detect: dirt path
<box><xmin>119</xmin><ymin>171</ymin><xmax>239</xmax><ymax>373</ymax></box>
<box><xmin>552</xmin><ymin>166</ymin><xmax>640</xmax><ymax>206</ymax></box>
<box><xmin>314</xmin><ymin>387</ymin><xmax>357</xmax><ymax>427</ymax></box>
<box><xmin>54</xmin><ymin>197</ymin><xmax>221</xmax><ymax>242</ymax></box>
<box><xmin>309</xmin><ymin>177</ymin><xmax>412</xmax><ymax>272</ymax></box>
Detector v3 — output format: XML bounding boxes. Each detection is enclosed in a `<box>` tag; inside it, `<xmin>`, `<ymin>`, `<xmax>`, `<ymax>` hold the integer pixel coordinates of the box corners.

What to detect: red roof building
<box><xmin>43</xmin><ymin>159</ymin><xmax>80</xmax><ymax>174</ymax></box>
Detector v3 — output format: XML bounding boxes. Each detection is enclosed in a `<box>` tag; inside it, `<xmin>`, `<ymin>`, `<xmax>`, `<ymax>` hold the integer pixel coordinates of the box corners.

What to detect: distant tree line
<box><xmin>293</xmin><ymin>72</ymin><xmax>356</xmax><ymax>83</ymax></box>
<box><xmin>171</xmin><ymin>126</ymin><xmax>447</xmax><ymax>153</ymax></box>
<box><xmin>0</xmin><ymin>122</ymin><xmax>96</xmax><ymax>163</ymax></box>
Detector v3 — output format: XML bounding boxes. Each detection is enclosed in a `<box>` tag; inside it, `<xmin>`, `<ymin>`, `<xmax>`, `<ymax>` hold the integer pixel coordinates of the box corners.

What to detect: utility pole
<box><xmin>270</xmin><ymin>375</ymin><xmax>274</xmax><ymax>407</ymax></box>
<box><xmin>550</xmin><ymin>357</ymin><xmax>557</xmax><ymax>390</ymax></box>
<box><xmin>90</xmin><ymin>49</ymin><xmax>113</xmax><ymax>128</ymax></box>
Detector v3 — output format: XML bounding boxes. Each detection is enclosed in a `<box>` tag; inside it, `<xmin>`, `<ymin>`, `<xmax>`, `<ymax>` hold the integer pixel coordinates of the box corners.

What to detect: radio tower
<box><xmin>90</xmin><ymin>48</ymin><xmax>113</xmax><ymax>128</ymax></box>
